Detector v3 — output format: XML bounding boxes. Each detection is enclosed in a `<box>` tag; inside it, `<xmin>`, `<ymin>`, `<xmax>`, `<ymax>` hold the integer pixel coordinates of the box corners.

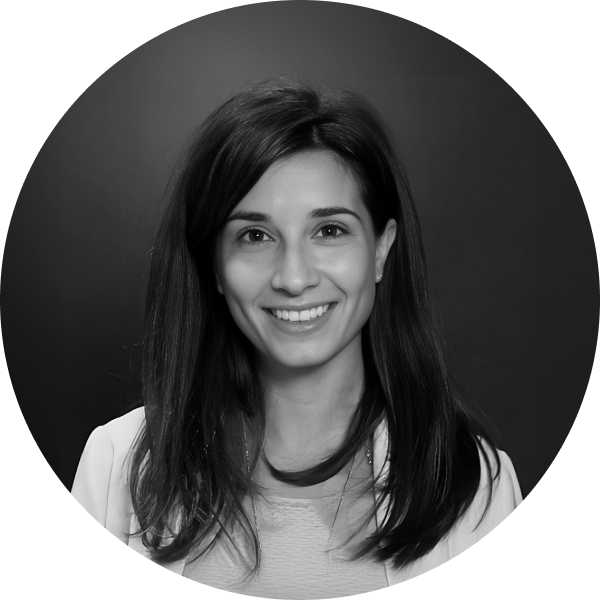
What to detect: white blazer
<box><xmin>72</xmin><ymin>407</ymin><xmax>522</xmax><ymax>586</ymax></box>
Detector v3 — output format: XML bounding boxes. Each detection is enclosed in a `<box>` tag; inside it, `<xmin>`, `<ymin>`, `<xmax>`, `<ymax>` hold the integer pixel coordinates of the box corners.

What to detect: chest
<box><xmin>182</xmin><ymin>491</ymin><xmax>389</xmax><ymax>599</ymax></box>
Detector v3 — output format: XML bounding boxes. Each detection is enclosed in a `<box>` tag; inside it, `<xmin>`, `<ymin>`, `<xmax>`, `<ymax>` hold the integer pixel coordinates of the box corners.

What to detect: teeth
<box><xmin>270</xmin><ymin>304</ymin><xmax>331</xmax><ymax>321</ymax></box>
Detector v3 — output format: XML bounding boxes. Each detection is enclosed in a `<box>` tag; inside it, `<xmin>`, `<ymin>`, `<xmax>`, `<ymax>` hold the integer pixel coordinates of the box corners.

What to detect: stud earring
<box><xmin>376</xmin><ymin>273</ymin><xmax>382</xmax><ymax>282</ymax></box>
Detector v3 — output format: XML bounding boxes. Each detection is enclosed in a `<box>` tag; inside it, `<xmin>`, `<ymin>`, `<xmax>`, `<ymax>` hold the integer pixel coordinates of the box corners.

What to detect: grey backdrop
<box><xmin>2</xmin><ymin>2</ymin><xmax>598</xmax><ymax>498</ymax></box>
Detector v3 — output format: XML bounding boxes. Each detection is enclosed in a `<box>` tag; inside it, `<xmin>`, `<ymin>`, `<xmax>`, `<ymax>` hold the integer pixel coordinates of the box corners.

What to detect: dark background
<box><xmin>1</xmin><ymin>2</ymin><xmax>597</xmax><ymax>498</ymax></box>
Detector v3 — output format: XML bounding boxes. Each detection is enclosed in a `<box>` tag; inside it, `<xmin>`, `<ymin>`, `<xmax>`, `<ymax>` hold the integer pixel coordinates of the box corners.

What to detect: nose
<box><xmin>271</xmin><ymin>241</ymin><xmax>320</xmax><ymax>295</ymax></box>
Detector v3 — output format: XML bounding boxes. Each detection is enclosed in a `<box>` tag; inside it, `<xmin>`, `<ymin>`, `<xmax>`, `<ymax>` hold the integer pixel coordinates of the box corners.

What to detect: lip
<box><xmin>264</xmin><ymin>301</ymin><xmax>336</xmax><ymax>312</ymax></box>
<box><xmin>263</xmin><ymin>302</ymin><xmax>337</xmax><ymax>334</ymax></box>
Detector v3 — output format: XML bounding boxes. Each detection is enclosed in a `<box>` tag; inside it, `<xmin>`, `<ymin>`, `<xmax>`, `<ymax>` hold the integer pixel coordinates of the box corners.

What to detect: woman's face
<box><xmin>216</xmin><ymin>151</ymin><xmax>396</xmax><ymax>371</ymax></box>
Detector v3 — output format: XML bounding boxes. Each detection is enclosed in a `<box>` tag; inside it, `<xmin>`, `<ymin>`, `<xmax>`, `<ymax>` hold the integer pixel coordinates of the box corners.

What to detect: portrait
<box><xmin>1</xmin><ymin>1</ymin><xmax>598</xmax><ymax>599</ymax></box>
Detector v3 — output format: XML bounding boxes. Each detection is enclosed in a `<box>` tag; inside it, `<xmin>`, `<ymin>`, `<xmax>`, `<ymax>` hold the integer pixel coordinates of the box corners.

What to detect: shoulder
<box><xmin>75</xmin><ymin>406</ymin><xmax>146</xmax><ymax>474</ymax></box>
<box><xmin>449</xmin><ymin>439</ymin><xmax>522</xmax><ymax>555</ymax></box>
<box><xmin>80</xmin><ymin>407</ymin><xmax>146</xmax><ymax>473</ymax></box>
<box><xmin>71</xmin><ymin>407</ymin><xmax>146</xmax><ymax>537</ymax></box>
<box><xmin>471</xmin><ymin>440</ymin><xmax>523</xmax><ymax>524</ymax></box>
<box><xmin>92</xmin><ymin>406</ymin><xmax>146</xmax><ymax>456</ymax></box>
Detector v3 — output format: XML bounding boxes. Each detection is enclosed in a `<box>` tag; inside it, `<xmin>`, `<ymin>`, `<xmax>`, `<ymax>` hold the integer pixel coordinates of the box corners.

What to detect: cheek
<box><xmin>218</xmin><ymin>258</ymin><xmax>268</xmax><ymax>350</ymax></box>
<box><xmin>326</xmin><ymin>244</ymin><xmax>376</xmax><ymax>300</ymax></box>
<box><xmin>220</xmin><ymin>256</ymin><xmax>267</xmax><ymax>310</ymax></box>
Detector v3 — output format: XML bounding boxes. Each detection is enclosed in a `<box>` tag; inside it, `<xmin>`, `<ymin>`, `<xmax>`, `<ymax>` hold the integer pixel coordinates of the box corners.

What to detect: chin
<box><xmin>264</xmin><ymin>344</ymin><xmax>335</xmax><ymax>370</ymax></box>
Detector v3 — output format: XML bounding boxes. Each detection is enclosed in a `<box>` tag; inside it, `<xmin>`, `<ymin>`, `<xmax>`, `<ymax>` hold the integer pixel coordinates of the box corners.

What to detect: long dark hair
<box><xmin>129</xmin><ymin>77</ymin><xmax>499</xmax><ymax>570</ymax></box>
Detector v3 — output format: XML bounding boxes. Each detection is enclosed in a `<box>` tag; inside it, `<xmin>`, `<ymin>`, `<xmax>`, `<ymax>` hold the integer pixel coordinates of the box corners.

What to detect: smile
<box><xmin>269</xmin><ymin>303</ymin><xmax>333</xmax><ymax>322</ymax></box>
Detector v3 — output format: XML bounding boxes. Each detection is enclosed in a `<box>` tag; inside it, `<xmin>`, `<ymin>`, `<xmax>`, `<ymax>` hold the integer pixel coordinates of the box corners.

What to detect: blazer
<box><xmin>72</xmin><ymin>407</ymin><xmax>522</xmax><ymax>587</ymax></box>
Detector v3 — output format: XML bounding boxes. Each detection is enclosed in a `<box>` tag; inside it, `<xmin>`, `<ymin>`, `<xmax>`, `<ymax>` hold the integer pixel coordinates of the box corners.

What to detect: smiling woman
<box><xmin>71</xmin><ymin>78</ymin><xmax>521</xmax><ymax>599</ymax></box>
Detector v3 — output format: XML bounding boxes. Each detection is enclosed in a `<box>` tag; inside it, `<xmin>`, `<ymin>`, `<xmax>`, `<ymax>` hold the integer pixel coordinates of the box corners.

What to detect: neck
<box><xmin>257</xmin><ymin>336</ymin><xmax>365</xmax><ymax>469</ymax></box>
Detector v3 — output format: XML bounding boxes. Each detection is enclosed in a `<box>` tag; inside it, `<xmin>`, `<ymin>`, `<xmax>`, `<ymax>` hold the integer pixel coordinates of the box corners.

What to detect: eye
<box><xmin>314</xmin><ymin>224</ymin><xmax>348</xmax><ymax>239</ymax></box>
<box><xmin>238</xmin><ymin>228</ymin><xmax>274</xmax><ymax>245</ymax></box>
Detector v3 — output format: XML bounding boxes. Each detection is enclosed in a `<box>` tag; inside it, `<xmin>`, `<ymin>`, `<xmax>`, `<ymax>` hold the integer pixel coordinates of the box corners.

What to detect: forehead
<box><xmin>233</xmin><ymin>151</ymin><xmax>366</xmax><ymax>217</ymax></box>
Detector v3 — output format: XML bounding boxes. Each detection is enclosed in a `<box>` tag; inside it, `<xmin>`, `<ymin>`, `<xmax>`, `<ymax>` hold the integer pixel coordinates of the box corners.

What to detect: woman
<box><xmin>72</xmin><ymin>78</ymin><xmax>521</xmax><ymax>598</ymax></box>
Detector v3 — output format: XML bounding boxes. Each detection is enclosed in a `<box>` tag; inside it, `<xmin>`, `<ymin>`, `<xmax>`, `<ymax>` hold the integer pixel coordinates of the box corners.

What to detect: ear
<box><xmin>215</xmin><ymin>272</ymin><xmax>224</xmax><ymax>295</ymax></box>
<box><xmin>375</xmin><ymin>219</ymin><xmax>397</xmax><ymax>281</ymax></box>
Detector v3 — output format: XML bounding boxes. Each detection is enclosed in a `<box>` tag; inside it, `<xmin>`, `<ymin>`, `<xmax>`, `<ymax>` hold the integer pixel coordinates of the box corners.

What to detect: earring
<box><xmin>376</xmin><ymin>273</ymin><xmax>382</xmax><ymax>282</ymax></box>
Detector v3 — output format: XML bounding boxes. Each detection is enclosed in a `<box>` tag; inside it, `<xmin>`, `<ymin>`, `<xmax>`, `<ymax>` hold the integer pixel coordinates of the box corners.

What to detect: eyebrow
<box><xmin>226</xmin><ymin>210</ymin><xmax>271</xmax><ymax>223</ymax></box>
<box><xmin>226</xmin><ymin>206</ymin><xmax>362</xmax><ymax>223</ymax></box>
<box><xmin>308</xmin><ymin>207</ymin><xmax>361</xmax><ymax>221</ymax></box>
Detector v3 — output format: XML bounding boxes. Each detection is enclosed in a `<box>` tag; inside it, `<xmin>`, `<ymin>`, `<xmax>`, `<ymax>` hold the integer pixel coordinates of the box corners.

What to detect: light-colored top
<box><xmin>183</xmin><ymin>491</ymin><xmax>388</xmax><ymax>599</ymax></box>
<box><xmin>71</xmin><ymin>407</ymin><xmax>522</xmax><ymax>590</ymax></box>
